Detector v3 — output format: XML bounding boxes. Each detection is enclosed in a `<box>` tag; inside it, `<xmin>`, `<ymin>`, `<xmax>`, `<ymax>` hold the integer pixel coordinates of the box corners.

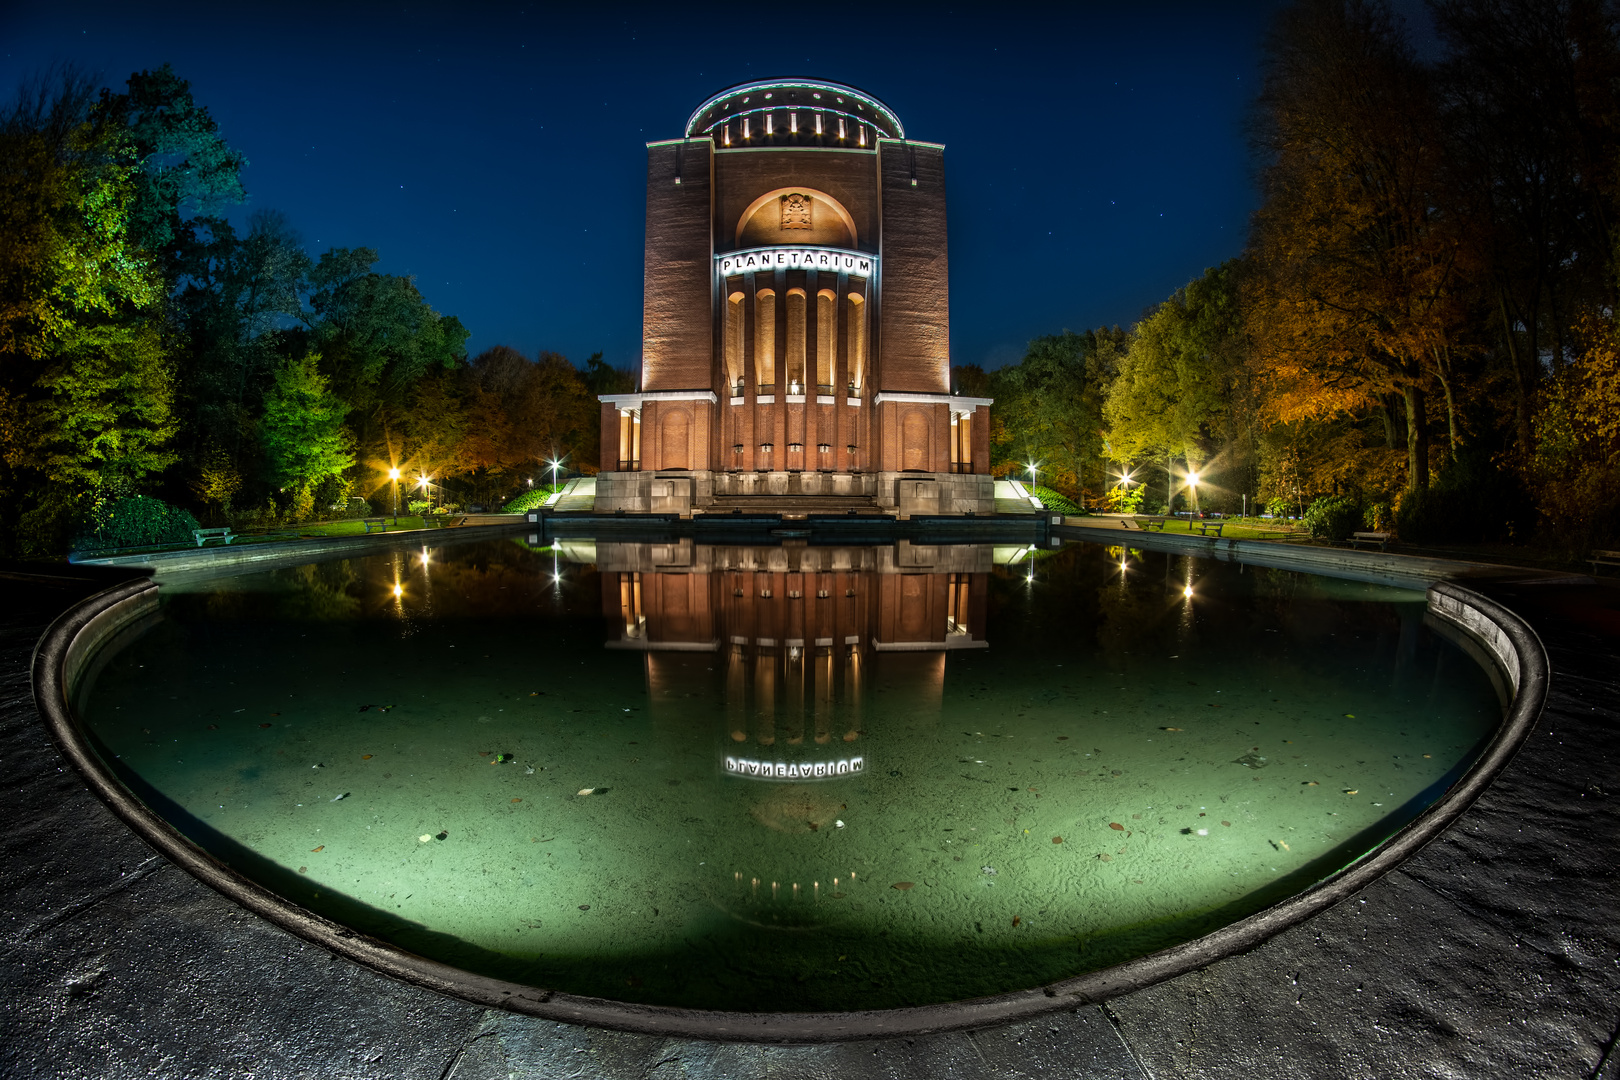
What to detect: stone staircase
<box><xmin>552</xmin><ymin>477</ymin><xmax>597</xmax><ymax>512</ymax></box>
<box><xmin>706</xmin><ymin>495</ymin><xmax>885</xmax><ymax>516</ymax></box>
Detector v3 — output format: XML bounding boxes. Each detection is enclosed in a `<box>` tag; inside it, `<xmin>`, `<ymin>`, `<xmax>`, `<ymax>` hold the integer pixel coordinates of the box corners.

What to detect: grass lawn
<box><xmin>1081</xmin><ymin>514</ymin><xmax>1309</xmax><ymax>542</ymax></box>
<box><xmin>280</xmin><ymin>516</ymin><xmax>439</xmax><ymax>538</ymax></box>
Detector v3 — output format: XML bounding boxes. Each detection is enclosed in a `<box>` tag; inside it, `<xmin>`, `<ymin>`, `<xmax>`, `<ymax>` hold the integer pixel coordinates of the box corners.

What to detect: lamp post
<box><xmin>388</xmin><ymin>467</ymin><xmax>400</xmax><ymax>524</ymax></box>
<box><xmin>418</xmin><ymin>475</ymin><xmax>431</xmax><ymax>515</ymax></box>
<box><xmin>1187</xmin><ymin>469</ymin><xmax>1201</xmax><ymax>518</ymax></box>
<box><xmin>548</xmin><ymin>456</ymin><xmax>562</xmax><ymax>493</ymax></box>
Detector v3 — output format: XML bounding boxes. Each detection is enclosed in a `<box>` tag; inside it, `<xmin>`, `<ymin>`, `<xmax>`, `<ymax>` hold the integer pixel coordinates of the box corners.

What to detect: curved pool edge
<box><xmin>31</xmin><ymin>575</ymin><xmax>1549</xmax><ymax>1044</ymax></box>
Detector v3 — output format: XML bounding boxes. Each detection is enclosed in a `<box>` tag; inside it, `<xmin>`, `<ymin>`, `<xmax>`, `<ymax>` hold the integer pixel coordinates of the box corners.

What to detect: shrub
<box><xmin>502</xmin><ymin>486</ymin><xmax>562</xmax><ymax>513</ymax></box>
<box><xmin>408</xmin><ymin>499</ymin><xmax>432</xmax><ymax>515</ymax></box>
<box><xmin>1303</xmin><ymin>495</ymin><xmax>1361</xmax><ymax>543</ymax></box>
<box><xmin>1105</xmin><ymin>483</ymin><xmax>1145</xmax><ymax>514</ymax></box>
<box><xmin>288</xmin><ymin>483</ymin><xmax>315</xmax><ymax>523</ymax></box>
<box><xmin>1266</xmin><ymin>496</ymin><xmax>1295</xmax><ymax>520</ymax></box>
<box><xmin>77</xmin><ymin>495</ymin><xmax>201</xmax><ymax>551</ymax></box>
<box><xmin>1033</xmin><ymin>486</ymin><xmax>1082</xmax><ymax>514</ymax></box>
<box><xmin>1397</xmin><ymin>447</ymin><xmax>1532</xmax><ymax>544</ymax></box>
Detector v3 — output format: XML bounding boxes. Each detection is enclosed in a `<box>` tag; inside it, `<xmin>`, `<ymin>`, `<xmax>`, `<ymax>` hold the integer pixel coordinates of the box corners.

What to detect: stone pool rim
<box><xmin>31</xmin><ymin>566</ymin><xmax>1548</xmax><ymax>1044</ymax></box>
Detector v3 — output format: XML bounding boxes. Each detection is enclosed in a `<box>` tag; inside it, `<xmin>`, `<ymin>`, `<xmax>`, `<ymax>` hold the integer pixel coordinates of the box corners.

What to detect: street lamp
<box><xmin>1187</xmin><ymin>469</ymin><xmax>1201</xmax><ymax>518</ymax></box>
<box><xmin>388</xmin><ymin>467</ymin><xmax>400</xmax><ymax>524</ymax></box>
<box><xmin>1025</xmin><ymin>461</ymin><xmax>1039</xmax><ymax>499</ymax></box>
<box><xmin>547</xmin><ymin>456</ymin><xmax>562</xmax><ymax>492</ymax></box>
<box><xmin>418</xmin><ymin>475</ymin><xmax>431</xmax><ymax>514</ymax></box>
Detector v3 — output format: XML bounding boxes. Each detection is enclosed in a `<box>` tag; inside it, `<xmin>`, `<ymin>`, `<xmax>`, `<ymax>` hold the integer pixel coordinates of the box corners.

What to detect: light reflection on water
<box><xmin>78</xmin><ymin>537</ymin><xmax>1501</xmax><ymax>1011</ymax></box>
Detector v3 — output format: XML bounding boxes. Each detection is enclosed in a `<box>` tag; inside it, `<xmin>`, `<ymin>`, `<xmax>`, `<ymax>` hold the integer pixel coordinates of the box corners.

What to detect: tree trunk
<box><xmin>1498</xmin><ymin>290</ymin><xmax>1534</xmax><ymax>461</ymax></box>
<box><xmin>1403</xmin><ymin>384</ymin><xmax>1429</xmax><ymax>494</ymax></box>
<box><xmin>1433</xmin><ymin>351</ymin><xmax>1460</xmax><ymax>462</ymax></box>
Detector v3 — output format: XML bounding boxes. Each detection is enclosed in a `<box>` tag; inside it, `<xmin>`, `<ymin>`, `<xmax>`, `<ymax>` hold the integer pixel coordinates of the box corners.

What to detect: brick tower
<box><xmin>596</xmin><ymin>78</ymin><xmax>993</xmax><ymax>516</ymax></box>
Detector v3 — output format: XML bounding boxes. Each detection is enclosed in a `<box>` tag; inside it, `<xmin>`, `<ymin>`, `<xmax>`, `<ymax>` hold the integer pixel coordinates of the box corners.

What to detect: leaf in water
<box><xmin>892</xmin><ymin>882</ymin><xmax>915</xmax><ymax>891</ymax></box>
<box><xmin>1108</xmin><ymin>822</ymin><xmax>1124</xmax><ymax>831</ymax></box>
<box><xmin>1051</xmin><ymin>836</ymin><xmax>1063</xmax><ymax>844</ymax></box>
<box><xmin>310</xmin><ymin>845</ymin><xmax>324</xmax><ymax>852</ymax></box>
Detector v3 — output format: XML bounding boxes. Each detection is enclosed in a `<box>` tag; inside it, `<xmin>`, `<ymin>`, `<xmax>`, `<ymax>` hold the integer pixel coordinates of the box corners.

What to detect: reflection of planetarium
<box><xmin>596</xmin><ymin>78</ymin><xmax>994</xmax><ymax>516</ymax></box>
<box><xmin>595</xmin><ymin>539</ymin><xmax>989</xmax><ymax>775</ymax></box>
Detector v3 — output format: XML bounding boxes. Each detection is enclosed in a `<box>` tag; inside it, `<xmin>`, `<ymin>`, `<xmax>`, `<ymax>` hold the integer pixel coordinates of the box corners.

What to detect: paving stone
<box><xmin>445</xmin><ymin>1006</ymin><xmax>1143</xmax><ymax>1080</ymax></box>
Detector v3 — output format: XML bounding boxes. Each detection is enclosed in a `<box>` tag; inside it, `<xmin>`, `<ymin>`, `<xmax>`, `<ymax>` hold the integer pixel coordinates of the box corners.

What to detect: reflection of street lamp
<box><xmin>388</xmin><ymin>468</ymin><xmax>400</xmax><ymax>524</ymax></box>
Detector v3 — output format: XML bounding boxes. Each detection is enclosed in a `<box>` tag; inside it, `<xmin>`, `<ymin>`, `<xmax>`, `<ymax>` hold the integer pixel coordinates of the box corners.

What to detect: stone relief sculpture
<box><xmin>780</xmin><ymin>192</ymin><xmax>812</xmax><ymax>230</ymax></box>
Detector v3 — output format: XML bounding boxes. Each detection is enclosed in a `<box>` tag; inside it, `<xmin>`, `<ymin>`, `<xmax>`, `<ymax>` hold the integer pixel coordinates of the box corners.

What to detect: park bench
<box><xmin>1351</xmin><ymin>531</ymin><xmax>1393</xmax><ymax>551</ymax></box>
<box><xmin>192</xmin><ymin>527</ymin><xmax>234</xmax><ymax>547</ymax></box>
<box><xmin>361</xmin><ymin>517</ymin><xmax>389</xmax><ymax>534</ymax></box>
<box><xmin>1589</xmin><ymin>549</ymin><xmax>1620</xmax><ymax>575</ymax></box>
<box><xmin>1127</xmin><ymin>515</ymin><xmax>1168</xmax><ymax>531</ymax></box>
<box><xmin>1193</xmin><ymin>520</ymin><xmax>1224</xmax><ymax>537</ymax></box>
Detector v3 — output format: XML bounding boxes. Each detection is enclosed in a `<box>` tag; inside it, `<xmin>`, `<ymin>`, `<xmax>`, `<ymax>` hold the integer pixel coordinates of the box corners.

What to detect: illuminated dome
<box><xmin>685</xmin><ymin>79</ymin><xmax>904</xmax><ymax>144</ymax></box>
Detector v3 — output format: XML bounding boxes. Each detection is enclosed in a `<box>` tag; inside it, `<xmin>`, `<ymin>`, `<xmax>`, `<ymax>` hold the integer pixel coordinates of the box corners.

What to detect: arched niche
<box><xmin>735</xmin><ymin>187</ymin><xmax>857</xmax><ymax>249</ymax></box>
<box><xmin>660</xmin><ymin>408</ymin><xmax>691</xmax><ymax>470</ymax></box>
<box><xmin>901</xmin><ymin>409</ymin><xmax>930</xmax><ymax>472</ymax></box>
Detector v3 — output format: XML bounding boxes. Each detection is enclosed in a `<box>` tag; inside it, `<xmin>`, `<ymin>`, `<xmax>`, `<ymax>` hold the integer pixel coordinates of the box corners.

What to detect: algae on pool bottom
<box><xmin>78</xmin><ymin>538</ymin><xmax>1501</xmax><ymax>1010</ymax></box>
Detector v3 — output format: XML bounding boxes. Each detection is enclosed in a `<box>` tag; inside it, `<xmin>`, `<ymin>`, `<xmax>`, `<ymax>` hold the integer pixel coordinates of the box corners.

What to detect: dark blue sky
<box><xmin>4</xmin><ymin>2</ymin><xmax>1381</xmax><ymax>371</ymax></box>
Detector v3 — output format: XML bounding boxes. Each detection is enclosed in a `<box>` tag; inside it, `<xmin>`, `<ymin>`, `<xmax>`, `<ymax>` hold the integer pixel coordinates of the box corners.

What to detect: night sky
<box><xmin>4</xmin><ymin>3</ymin><xmax>1433</xmax><ymax>372</ymax></box>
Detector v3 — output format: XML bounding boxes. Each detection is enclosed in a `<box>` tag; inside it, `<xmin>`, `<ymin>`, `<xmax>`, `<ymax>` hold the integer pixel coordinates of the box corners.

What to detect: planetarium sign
<box><xmin>716</xmin><ymin>247</ymin><xmax>874</xmax><ymax>278</ymax></box>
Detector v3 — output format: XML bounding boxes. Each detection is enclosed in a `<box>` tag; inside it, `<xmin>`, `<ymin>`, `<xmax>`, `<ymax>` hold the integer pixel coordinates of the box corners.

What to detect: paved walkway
<box><xmin>2</xmin><ymin>571</ymin><xmax>1616</xmax><ymax>1078</ymax></box>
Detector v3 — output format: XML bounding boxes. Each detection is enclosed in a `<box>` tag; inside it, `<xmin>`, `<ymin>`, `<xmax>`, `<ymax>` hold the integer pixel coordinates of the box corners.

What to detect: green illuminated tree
<box><xmin>1105</xmin><ymin>263</ymin><xmax>1247</xmax><ymax>507</ymax></box>
<box><xmin>990</xmin><ymin>328</ymin><xmax>1123</xmax><ymax>495</ymax></box>
<box><xmin>0</xmin><ymin>68</ymin><xmax>179</xmax><ymax>552</ymax></box>
<box><xmin>260</xmin><ymin>352</ymin><xmax>353</xmax><ymax>495</ymax></box>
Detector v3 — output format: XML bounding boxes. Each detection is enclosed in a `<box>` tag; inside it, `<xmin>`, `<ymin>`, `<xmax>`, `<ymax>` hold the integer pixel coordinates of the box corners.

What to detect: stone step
<box><xmin>708</xmin><ymin>495</ymin><xmax>884</xmax><ymax>513</ymax></box>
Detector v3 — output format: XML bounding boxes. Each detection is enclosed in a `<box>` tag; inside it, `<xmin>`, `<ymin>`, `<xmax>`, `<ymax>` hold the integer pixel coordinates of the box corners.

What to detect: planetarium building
<box><xmin>596</xmin><ymin>79</ymin><xmax>994</xmax><ymax>515</ymax></box>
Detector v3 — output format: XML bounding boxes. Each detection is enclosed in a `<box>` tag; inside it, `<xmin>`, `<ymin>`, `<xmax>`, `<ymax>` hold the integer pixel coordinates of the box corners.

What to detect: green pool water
<box><xmin>75</xmin><ymin>537</ymin><xmax>1503</xmax><ymax>1011</ymax></box>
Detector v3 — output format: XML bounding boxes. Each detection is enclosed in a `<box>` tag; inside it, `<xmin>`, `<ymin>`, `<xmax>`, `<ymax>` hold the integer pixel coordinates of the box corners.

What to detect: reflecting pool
<box><xmin>75</xmin><ymin>537</ymin><xmax>1503</xmax><ymax>1011</ymax></box>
